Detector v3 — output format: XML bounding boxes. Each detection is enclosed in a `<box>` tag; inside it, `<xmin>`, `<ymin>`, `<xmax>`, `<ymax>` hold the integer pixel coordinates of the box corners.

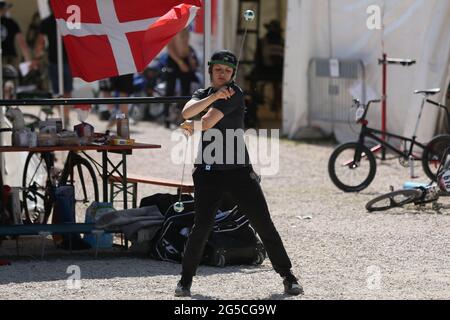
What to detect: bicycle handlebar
<box><xmin>353</xmin><ymin>99</ymin><xmax>381</xmax><ymax>123</ymax></box>
<box><xmin>353</xmin><ymin>99</ymin><xmax>381</xmax><ymax>107</ymax></box>
<box><xmin>426</xmin><ymin>98</ymin><xmax>447</xmax><ymax>109</ymax></box>
<box><xmin>426</xmin><ymin>98</ymin><xmax>450</xmax><ymax>129</ymax></box>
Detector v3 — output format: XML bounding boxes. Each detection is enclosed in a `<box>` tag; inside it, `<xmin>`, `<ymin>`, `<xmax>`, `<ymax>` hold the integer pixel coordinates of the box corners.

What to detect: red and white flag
<box><xmin>50</xmin><ymin>0</ymin><xmax>202</xmax><ymax>82</ymax></box>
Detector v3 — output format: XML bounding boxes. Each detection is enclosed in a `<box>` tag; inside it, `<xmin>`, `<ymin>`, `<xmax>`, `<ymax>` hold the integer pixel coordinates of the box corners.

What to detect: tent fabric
<box><xmin>283</xmin><ymin>0</ymin><xmax>450</xmax><ymax>145</ymax></box>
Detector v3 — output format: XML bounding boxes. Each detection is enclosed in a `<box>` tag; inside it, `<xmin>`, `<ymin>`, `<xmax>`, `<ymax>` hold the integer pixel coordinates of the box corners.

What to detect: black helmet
<box><xmin>208</xmin><ymin>50</ymin><xmax>237</xmax><ymax>69</ymax></box>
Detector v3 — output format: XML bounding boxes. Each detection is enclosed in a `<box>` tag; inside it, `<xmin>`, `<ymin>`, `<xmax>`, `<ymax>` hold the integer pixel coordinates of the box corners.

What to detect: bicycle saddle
<box><xmin>414</xmin><ymin>88</ymin><xmax>441</xmax><ymax>96</ymax></box>
<box><xmin>378</xmin><ymin>58</ymin><xmax>416</xmax><ymax>66</ymax></box>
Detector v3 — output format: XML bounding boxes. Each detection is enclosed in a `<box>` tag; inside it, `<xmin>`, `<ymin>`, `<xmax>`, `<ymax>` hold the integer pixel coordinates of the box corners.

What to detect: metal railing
<box><xmin>308</xmin><ymin>58</ymin><xmax>366</xmax><ymax>127</ymax></box>
<box><xmin>0</xmin><ymin>96</ymin><xmax>190</xmax><ymax>107</ymax></box>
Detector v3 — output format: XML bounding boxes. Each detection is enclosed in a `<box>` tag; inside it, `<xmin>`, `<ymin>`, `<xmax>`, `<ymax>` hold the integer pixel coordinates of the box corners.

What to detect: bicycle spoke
<box><xmin>76</xmin><ymin>163</ymin><xmax>89</xmax><ymax>203</ymax></box>
<box><xmin>22</xmin><ymin>152</ymin><xmax>54</xmax><ymax>224</ymax></box>
<box><xmin>27</xmin><ymin>157</ymin><xmax>45</xmax><ymax>187</ymax></box>
<box><xmin>59</xmin><ymin>155</ymin><xmax>99</xmax><ymax>221</ymax></box>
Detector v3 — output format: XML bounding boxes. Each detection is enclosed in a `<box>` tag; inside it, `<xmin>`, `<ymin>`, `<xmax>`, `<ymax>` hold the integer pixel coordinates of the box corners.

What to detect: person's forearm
<box><xmin>182</xmin><ymin>94</ymin><xmax>218</xmax><ymax>119</ymax></box>
<box><xmin>17</xmin><ymin>34</ymin><xmax>31</xmax><ymax>61</ymax></box>
<box><xmin>168</xmin><ymin>44</ymin><xmax>184</xmax><ymax>68</ymax></box>
<box><xmin>190</xmin><ymin>119</ymin><xmax>214</xmax><ymax>132</ymax></box>
<box><xmin>34</xmin><ymin>34</ymin><xmax>45</xmax><ymax>59</ymax></box>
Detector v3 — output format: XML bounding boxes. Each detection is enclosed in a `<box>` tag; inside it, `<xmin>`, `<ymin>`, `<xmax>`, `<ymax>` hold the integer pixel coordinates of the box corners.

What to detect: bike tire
<box><xmin>366</xmin><ymin>189</ymin><xmax>422</xmax><ymax>212</ymax></box>
<box><xmin>147</xmin><ymin>89</ymin><xmax>166</xmax><ymax>120</ymax></box>
<box><xmin>6</xmin><ymin>112</ymin><xmax>41</xmax><ymax>130</ymax></box>
<box><xmin>59</xmin><ymin>155</ymin><xmax>99</xmax><ymax>213</ymax></box>
<box><xmin>22</xmin><ymin>113</ymin><xmax>41</xmax><ymax>129</ymax></box>
<box><xmin>328</xmin><ymin>142</ymin><xmax>377</xmax><ymax>192</ymax></box>
<box><xmin>22</xmin><ymin>152</ymin><xmax>54</xmax><ymax>224</ymax></box>
<box><xmin>128</xmin><ymin>104</ymin><xmax>146</xmax><ymax>123</ymax></box>
<box><xmin>422</xmin><ymin>134</ymin><xmax>450</xmax><ymax>181</ymax></box>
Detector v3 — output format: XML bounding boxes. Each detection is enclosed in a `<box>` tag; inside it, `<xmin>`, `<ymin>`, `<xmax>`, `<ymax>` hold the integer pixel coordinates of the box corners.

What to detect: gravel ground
<box><xmin>2</xmin><ymin>108</ymin><xmax>450</xmax><ymax>300</ymax></box>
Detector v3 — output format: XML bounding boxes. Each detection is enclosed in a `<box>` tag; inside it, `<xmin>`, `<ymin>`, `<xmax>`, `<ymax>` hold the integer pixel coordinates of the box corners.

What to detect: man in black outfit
<box><xmin>34</xmin><ymin>6</ymin><xmax>73</xmax><ymax>127</ymax></box>
<box><xmin>164</xmin><ymin>28</ymin><xmax>198</xmax><ymax>128</ymax></box>
<box><xmin>175</xmin><ymin>50</ymin><xmax>303</xmax><ymax>297</ymax></box>
<box><xmin>0</xmin><ymin>1</ymin><xmax>32</xmax><ymax>67</ymax></box>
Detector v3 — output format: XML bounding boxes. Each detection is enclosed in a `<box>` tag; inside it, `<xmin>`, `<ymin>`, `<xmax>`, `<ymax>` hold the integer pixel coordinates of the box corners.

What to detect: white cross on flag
<box><xmin>50</xmin><ymin>0</ymin><xmax>202</xmax><ymax>82</ymax></box>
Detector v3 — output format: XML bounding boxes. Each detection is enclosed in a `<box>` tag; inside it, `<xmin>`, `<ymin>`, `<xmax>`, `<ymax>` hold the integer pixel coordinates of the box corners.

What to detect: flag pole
<box><xmin>203</xmin><ymin>0</ymin><xmax>211</xmax><ymax>88</ymax></box>
<box><xmin>57</xmin><ymin>25</ymin><xmax>65</xmax><ymax>128</ymax></box>
<box><xmin>0</xmin><ymin>29</ymin><xmax>4</xmax><ymax>180</ymax></box>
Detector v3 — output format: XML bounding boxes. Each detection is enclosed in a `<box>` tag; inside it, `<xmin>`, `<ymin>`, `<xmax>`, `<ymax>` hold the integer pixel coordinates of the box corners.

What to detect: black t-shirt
<box><xmin>39</xmin><ymin>15</ymin><xmax>68</xmax><ymax>64</ymax></box>
<box><xmin>1</xmin><ymin>16</ymin><xmax>21</xmax><ymax>57</ymax></box>
<box><xmin>192</xmin><ymin>82</ymin><xmax>251</xmax><ymax>171</ymax></box>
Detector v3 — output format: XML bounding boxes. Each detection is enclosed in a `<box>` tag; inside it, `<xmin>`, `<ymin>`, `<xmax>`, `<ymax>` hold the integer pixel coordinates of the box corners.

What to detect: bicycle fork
<box><xmin>61</xmin><ymin>152</ymin><xmax>89</xmax><ymax>204</ymax></box>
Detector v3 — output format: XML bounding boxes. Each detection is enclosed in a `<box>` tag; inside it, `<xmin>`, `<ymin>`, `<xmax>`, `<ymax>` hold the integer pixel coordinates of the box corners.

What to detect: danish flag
<box><xmin>50</xmin><ymin>0</ymin><xmax>202</xmax><ymax>82</ymax></box>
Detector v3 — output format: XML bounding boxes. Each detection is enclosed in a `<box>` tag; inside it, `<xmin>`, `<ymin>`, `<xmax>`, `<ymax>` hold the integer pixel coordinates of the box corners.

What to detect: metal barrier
<box><xmin>0</xmin><ymin>96</ymin><xmax>190</xmax><ymax>107</ymax></box>
<box><xmin>308</xmin><ymin>58</ymin><xmax>366</xmax><ymax>126</ymax></box>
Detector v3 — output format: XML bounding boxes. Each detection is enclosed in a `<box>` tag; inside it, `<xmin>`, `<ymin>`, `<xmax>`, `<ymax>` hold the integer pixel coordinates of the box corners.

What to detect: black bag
<box><xmin>149</xmin><ymin>200</ymin><xmax>266</xmax><ymax>267</ymax></box>
<box><xmin>149</xmin><ymin>200</ymin><xmax>196</xmax><ymax>263</ymax></box>
<box><xmin>203</xmin><ymin>210</ymin><xmax>266</xmax><ymax>267</ymax></box>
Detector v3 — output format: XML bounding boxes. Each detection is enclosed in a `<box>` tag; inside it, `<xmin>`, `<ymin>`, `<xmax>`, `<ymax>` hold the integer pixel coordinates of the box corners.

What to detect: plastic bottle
<box><xmin>403</xmin><ymin>181</ymin><xmax>428</xmax><ymax>190</ymax></box>
<box><xmin>408</xmin><ymin>155</ymin><xmax>417</xmax><ymax>178</ymax></box>
<box><xmin>28</xmin><ymin>127</ymin><xmax>38</xmax><ymax>148</ymax></box>
<box><xmin>116</xmin><ymin>113</ymin><xmax>130</xmax><ymax>139</ymax></box>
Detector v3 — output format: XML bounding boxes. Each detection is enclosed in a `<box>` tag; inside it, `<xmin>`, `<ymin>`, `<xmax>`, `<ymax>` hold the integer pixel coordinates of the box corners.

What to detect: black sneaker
<box><xmin>283</xmin><ymin>276</ymin><xmax>304</xmax><ymax>296</ymax></box>
<box><xmin>175</xmin><ymin>281</ymin><xmax>191</xmax><ymax>297</ymax></box>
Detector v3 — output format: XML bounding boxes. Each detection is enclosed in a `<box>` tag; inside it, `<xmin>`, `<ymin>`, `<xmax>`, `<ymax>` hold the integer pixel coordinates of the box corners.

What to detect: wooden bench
<box><xmin>108</xmin><ymin>175</ymin><xmax>195</xmax><ymax>208</ymax></box>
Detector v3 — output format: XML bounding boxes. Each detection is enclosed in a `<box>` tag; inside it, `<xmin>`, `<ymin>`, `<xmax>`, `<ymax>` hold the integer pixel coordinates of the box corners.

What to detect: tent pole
<box><xmin>381</xmin><ymin>52</ymin><xmax>387</xmax><ymax>160</ymax></box>
<box><xmin>327</xmin><ymin>0</ymin><xmax>334</xmax><ymax>134</ymax></box>
<box><xmin>204</xmin><ymin>0</ymin><xmax>212</xmax><ymax>88</ymax></box>
<box><xmin>381</xmin><ymin>1</ymin><xmax>386</xmax><ymax>160</ymax></box>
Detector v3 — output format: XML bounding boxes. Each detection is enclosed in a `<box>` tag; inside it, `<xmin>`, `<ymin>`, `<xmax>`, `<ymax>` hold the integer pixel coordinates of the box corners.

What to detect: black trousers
<box><xmin>181</xmin><ymin>166</ymin><xmax>293</xmax><ymax>281</ymax></box>
<box><xmin>164</xmin><ymin>57</ymin><xmax>194</xmax><ymax>120</ymax></box>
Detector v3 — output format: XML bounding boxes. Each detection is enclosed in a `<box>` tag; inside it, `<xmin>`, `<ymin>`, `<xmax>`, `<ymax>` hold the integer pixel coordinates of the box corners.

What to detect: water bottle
<box><xmin>403</xmin><ymin>181</ymin><xmax>428</xmax><ymax>190</ymax></box>
<box><xmin>116</xmin><ymin>113</ymin><xmax>130</xmax><ymax>139</ymax></box>
<box><xmin>408</xmin><ymin>155</ymin><xmax>417</xmax><ymax>178</ymax></box>
<box><xmin>28</xmin><ymin>127</ymin><xmax>38</xmax><ymax>148</ymax></box>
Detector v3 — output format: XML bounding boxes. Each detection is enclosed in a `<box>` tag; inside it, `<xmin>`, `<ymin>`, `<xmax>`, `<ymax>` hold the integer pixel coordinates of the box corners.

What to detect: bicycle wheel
<box><xmin>328</xmin><ymin>142</ymin><xmax>377</xmax><ymax>192</ymax></box>
<box><xmin>22</xmin><ymin>113</ymin><xmax>41</xmax><ymax>130</ymax></box>
<box><xmin>5</xmin><ymin>111</ymin><xmax>40</xmax><ymax>130</ymax></box>
<box><xmin>147</xmin><ymin>87</ymin><xmax>166</xmax><ymax>120</ymax></box>
<box><xmin>22</xmin><ymin>152</ymin><xmax>54</xmax><ymax>224</ymax></box>
<box><xmin>59</xmin><ymin>155</ymin><xmax>99</xmax><ymax>219</ymax></box>
<box><xmin>129</xmin><ymin>103</ymin><xmax>147</xmax><ymax>123</ymax></box>
<box><xmin>422</xmin><ymin>134</ymin><xmax>450</xmax><ymax>181</ymax></box>
<box><xmin>366</xmin><ymin>189</ymin><xmax>422</xmax><ymax>212</ymax></box>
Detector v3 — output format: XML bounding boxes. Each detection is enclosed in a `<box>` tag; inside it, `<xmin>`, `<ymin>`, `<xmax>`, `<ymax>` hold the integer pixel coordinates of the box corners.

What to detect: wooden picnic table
<box><xmin>0</xmin><ymin>142</ymin><xmax>161</xmax><ymax>237</ymax></box>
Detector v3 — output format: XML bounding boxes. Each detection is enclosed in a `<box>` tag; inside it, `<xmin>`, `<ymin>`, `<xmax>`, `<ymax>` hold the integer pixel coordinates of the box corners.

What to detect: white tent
<box><xmin>283</xmin><ymin>0</ymin><xmax>450</xmax><ymax>144</ymax></box>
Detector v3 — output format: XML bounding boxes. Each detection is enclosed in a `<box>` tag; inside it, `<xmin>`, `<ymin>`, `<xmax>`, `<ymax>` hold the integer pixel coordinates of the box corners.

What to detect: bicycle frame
<box><xmin>354</xmin><ymin>94</ymin><xmax>447</xmax><ymax>161</ymax></box>
<box><xmin>358</xmin><ymin>125</ymin><xmax>427</xmax><ymax>160</ymax></box>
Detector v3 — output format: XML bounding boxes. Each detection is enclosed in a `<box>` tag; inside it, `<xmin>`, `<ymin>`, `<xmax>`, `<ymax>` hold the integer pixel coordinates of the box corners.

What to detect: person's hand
<box><xmin>31</xmin><ymin>58</ymin><xmax>41</xmax><ymax>70</ymax></box>
<box><xmin>214</xmin><ymin>87</ymin><xmax>235</xmax><ymax>100</ymax></box>
<box><xmin>179</xmin><ymin>61</ymin><xmax>190</xmax><ymax>73</ymax></box>
<box><xmin>180</xmin><ymin>120</ymin><xmax>194</xmax><ymax>136</ymax></box>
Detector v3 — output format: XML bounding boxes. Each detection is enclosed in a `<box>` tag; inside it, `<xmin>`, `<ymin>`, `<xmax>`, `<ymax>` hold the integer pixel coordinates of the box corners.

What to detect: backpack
<box><xmin>149</xmin><ymin>199</ymin><xmax>266</xmax><ymax>267</ymax></box>
<box><xmin>203</xmin><ymin>207</ymin><xmax>266</xmax><ymax>267</ymax></box>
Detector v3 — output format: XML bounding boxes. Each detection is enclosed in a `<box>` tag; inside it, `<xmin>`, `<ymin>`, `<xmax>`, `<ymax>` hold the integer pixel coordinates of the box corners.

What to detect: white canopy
<box><xmin>283</xmin><ymin>0</ymin><xmax>450</xmax><ymax>144</ymax></box>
